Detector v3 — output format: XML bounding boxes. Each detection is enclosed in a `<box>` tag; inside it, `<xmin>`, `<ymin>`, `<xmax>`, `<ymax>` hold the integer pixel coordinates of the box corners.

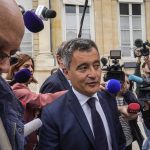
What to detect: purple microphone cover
<box><xmin>23</xmin><ymin>11</ymin><xmax>44</xmax><ymax>33</ymax></box>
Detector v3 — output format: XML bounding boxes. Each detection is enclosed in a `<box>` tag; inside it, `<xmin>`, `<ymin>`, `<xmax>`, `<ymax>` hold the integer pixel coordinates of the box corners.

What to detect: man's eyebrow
<box><xmin>76</xmin><ymin>60</ymin><xmax>100</xmax><ymax>69</ymax></box>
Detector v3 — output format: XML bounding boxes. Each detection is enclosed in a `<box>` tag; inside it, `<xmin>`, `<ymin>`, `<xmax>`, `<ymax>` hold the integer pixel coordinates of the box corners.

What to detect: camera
<box><xmin>134</xmin><ymin>39</ymin><xmax>150</xmax><ymax>57</ymax></box>
<box><xmin>101</xmin><ymin>50</ymin><xmax>137</xmax><ymax>82</ymax></box>
<box><xmin>101</xmin><ymin>50</ymin><xmax>125</xmax><ymax>82</ymax></box>
<box><xmin>138</xmin><ymin>77</ymin><xmax>150</xmax><ymax>101</ymax></box>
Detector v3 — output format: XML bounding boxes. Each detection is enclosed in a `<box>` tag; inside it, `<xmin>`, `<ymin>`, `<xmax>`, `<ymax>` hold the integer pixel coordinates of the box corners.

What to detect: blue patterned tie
<box><xmin>87</xmin><ymin>97</ymin><xmax>109</xmax><ymax>150</ymax></box>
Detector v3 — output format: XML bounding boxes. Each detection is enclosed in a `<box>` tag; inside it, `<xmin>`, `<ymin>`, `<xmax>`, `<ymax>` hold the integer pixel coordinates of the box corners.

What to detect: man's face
<box><xmin>0</xmin><ymin>0</ymin><xmax>24</xmax><ymax>73</ymax></box>
<box><xmin>66</xmin><ymin>48</ymin><xmax>101</xmax><ymax>97</ymax></box>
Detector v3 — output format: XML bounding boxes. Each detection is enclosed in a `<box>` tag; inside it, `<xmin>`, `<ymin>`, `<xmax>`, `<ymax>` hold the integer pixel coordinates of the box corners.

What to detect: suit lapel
<box><xmin>67</xmin><ymin>90</ymin><xmax>95</xmax><ymax>148</ymax></box>
<box><xmin>57</xmin><ymin>69</ymin><xmax>70</xmax><ymax>89</ymax></box>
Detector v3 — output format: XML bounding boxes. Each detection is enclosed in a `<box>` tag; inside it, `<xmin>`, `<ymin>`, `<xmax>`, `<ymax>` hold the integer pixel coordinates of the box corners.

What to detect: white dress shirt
<box><xmin>72</xmin><ymin>87</ymin><xmax>112</xmax><ymax>150</ymax></box>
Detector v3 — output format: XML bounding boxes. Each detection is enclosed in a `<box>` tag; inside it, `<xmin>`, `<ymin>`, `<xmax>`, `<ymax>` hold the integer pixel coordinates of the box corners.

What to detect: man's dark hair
<box><xmin>62</xmin><ymin>38</ymin><xmax>99</xmax><ymax>69</ymax></box>
<box><xmin>56</xmin><ymin>41</ymin><xmax>67</xmax><ymax>58</ymax></box>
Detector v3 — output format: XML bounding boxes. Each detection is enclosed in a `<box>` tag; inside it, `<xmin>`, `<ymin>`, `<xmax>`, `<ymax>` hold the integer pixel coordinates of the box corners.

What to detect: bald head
<box><xmin>0</xmin><ymin>0</ymin><xmax>24</xmax><ymax>54</ymax></box>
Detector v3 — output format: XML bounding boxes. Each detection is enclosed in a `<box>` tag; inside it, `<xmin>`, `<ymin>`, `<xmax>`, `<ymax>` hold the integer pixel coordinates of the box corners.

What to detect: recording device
<box><xmin>129</xmin><ymin>74</ymin><xmax>150</xmax><ymax>101</ymax></box>
<box><xmin>23</xmin><ymin>5</ymin><xmax>56</xmax><ymax>33</ymax></box>
<box><xmin>134</xmin><ymin>39</ymin><xmax>150</xmax><ymax>57</ymax></box>
<box><xmin>128</xmin><ymin>103</ymin><xmax>141</xmax><ymax>113</ymax></box>
<box><xmin>105</xmin><ymin>79</ymin><xmax>121</xmax><ymax>94</ymax></box>
<box><xmin>101</xmin><ymin>50</ymin><xmax>125</xmax><ymax>82</ymax></box>
<box><xmin>123</xmin><ymin>62</ymin><xmax>137</xmax><ymax>69</ymax></box>
<box><xmin>128</xmin><ymin>74</ymin><xmax>143</xmax><ymax>83</ymax></box>
<box><xmin>10</xmin><ymin>56</ymin><xmax>19</xmax><ymax>65</ymax></box>
<box><xmin>18</xmin><ymin>5</ymin><xmax>25</xmax><ymax>15</ymax></box>
<box><xmin>23</xmin><ymin>11</ymin><xmax>44</xmax><ymax>33</ymax></box>
<box><xmin>35</xmin><ymin>5</ymin><xmax>56</xmax><ymax>21</ymax></box>
<box><xmin>9</xmin><ymin>68</ymin><xmax>31</xmax><ymax>86</ymax></box>
<box><xmin>24</xmin><ymin>118</ymin><xmax>42</xmax><ymax>137</ymax></box>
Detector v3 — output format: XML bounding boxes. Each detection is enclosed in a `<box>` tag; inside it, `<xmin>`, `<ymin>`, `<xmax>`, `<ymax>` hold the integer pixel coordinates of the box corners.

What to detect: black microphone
<box><xmin>35</xmin><ymin>5</ymin><xmax>56</xmax><ymax>21</ymax></box>
<box><xmin>9</xmin><ymin>68</ymin><xmax>31</xmax><ymax>86</ymax></box>
<box><xmin>134</xmin><ymin>39</ymin><xmax>143</xmax><ymax>48</ymax></box>
<box><xmin>101</xmin><ymin>57</ymin><xmax>108</xmax><ymax>66</ymax></box>
<box><xmin>23</xmin><ymin>10</ymin><xmax>44</xmax><ymax>33</ymax></box>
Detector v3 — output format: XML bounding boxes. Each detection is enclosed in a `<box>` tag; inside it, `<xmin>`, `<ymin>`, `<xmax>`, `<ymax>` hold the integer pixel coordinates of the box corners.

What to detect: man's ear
<box><xmin>63</xmin><ymin>68</ymin><xmax>70</xmax><ymax>80</ymax></box>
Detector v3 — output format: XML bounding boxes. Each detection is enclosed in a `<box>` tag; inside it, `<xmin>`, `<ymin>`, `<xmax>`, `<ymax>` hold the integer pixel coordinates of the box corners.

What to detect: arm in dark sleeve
<box><xmin>38</xmin><ymin>107</ymin><xmax>60</xmax><ymax>150</ymax></box>
<box><xmin>123</xmin><ymin>90</ymin><xmax>138</xmax><ymax>103</ymax></box>
<box><xmin>40</xmin><ymin>81</ymin><xmax>60</xmax><ymax>94</ymax></box>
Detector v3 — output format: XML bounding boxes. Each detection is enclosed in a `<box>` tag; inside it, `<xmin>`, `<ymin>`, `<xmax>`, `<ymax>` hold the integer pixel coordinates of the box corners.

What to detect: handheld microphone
<box><xmin>35</xmin><ymin>5</ymin><xmax>56</xmax><ymax>21</ymax></box>
<box><xmin>23</xmin><ymin>10</ymin><xmax>44</xmax><ymax>33</ymax></box>
<box><xmin>128</xmin><ymin>74</ymin><xmax>143</xmax><ymax>83</ymax></box>
<box><xmin>9</xmin><ymin>68</ymin><xmax>31</xmax><ymax>86</ymax></box>
<box><xmin>105</xmin><ymin>79</ymin><xmax>121</xmax><ymax>94</ymax></box>
<box><xmin>128</xmin><ymin>103</ymin><xmax>140</xmax><ymax>113</ymax></box>
<box><xmin>24</xmin><ymin>118</ymin><xmax>42</xmax><ymax>137</ymax></box>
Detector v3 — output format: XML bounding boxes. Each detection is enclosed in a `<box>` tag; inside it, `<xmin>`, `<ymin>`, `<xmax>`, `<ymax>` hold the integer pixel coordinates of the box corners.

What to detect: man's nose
<box><xmin>88</xmin><ymin>67</ymin><xmax>97</xmax><ymax>78</ymax></box>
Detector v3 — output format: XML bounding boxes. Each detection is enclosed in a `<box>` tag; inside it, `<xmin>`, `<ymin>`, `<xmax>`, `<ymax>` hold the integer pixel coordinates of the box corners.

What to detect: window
<box><xmin>119</xmin><ymin>3</ymin><xmax>144</xmax><ymax>57</ymax></box>
<box><xmin>17</xmin><ymin>0</ymin><xmax>33</xmax><ymax>56</ymax></box>
<box><xmin>64</xmin><ymin>4</ymin><xmax>92</xmax><ymax>40</ymax></box>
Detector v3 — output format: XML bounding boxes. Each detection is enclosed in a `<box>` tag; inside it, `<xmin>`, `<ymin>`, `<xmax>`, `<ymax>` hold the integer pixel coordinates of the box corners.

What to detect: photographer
<box><xmin>134</xmin><ymin>51</ymin><xmax>150</xmax><ymax>149</ymax></box>
<box><xmin>116</xmin><ymin>75</ymin><xmax>143</xmax><ymax>150</ymax></box>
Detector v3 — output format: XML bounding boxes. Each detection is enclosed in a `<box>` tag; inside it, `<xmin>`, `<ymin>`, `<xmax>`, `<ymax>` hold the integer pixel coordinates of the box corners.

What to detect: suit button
<box><xmin>18</xmin><ymin>128</ymin><xmax>23</xmax><ymax>133</ymax></box>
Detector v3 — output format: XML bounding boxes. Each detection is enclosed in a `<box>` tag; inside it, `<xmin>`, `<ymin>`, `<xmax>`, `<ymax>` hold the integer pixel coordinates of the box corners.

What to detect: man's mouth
<box><xmin>87</xmin><ymin>81</ymin><xmax>99</xmax><ymax>86</ymax></box>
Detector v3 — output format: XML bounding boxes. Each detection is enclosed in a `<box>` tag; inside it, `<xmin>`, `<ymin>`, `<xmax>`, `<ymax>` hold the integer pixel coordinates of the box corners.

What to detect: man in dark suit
<box><xmin>40</xmin><ymin>42</ymin><xmax>70</xmax><ymax>93</ymax></box>
<box><xmin>39</xmin><ymin>38</ymin><xmax>126</xmax><ymax>150</ymax></box>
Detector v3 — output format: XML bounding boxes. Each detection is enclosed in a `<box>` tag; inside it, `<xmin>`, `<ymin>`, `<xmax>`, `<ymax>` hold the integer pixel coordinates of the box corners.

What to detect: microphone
<box><xmin>101</xmin><ymin>57</ymin><xmax>108</xmax><ymax>66</ymax></box>
<box><xmin>9</xmin><ymin>68</ymin><xmax>31</xmax><ymax>86</ymax></box>
<box><xmin>134</xmin><ymin>39</ymin><xmax>143</xmax><ymax>48</ymax></box>
<box><xmin>128</xmin><ymin>74</ymin><xmax>143</xmax><ymax>83</ymax></box>
<box><xmin>24</xmin><ymin>118</ymin><xmax>42</xmax><ymax>137</ymax></box>
<box><xmin>128</xmin><ymin>103</ymin><xmax>140</xmax><ymax>113</ymax></box>
<box><xmin>23</xmin><ymin>10</ymin><xmax>44</xmax><ymax>33</ymax></box>
<box><xmin>35</xmin><ymin>5</ymin><xmax>56</xmax><ymax>21</ymax></box>
<box><xmin>105</xmin><ymin>79</ymin><xmax>121</xmax><ymax>94</ymax></box>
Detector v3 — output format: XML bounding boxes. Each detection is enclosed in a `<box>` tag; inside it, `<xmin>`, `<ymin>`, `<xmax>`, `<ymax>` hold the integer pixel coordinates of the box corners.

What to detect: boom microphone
<box><xmin>9</xmin><ymin>68</ymin><xmax>31</xmax><ymax>86</ymax></box>
<box><xmin>105</xmin><ymin>79</ymin><xmax>121</xmax><ymax>94</ymax></box>
<box><xmin>35</xmin><ymin>5</ymin><xmax>56</xmax><ymax>21</ymax></box>
<box><xmin>24</xmin><ymin>118</ymin><xmax>42</xmax><ymax>137</ymax></box>
<box><xmin>128</xmin><ymin>74</ymin><xmax>143</xmax><ymax>83</ymax></box>
<box><xmin>128</xmin><ymin>103</ymin><xmax>140</xmax><ymax>113</ymax></box>
<box><xmin>23</xmin><ymin>10</ymin><xmax>44</xmax><ymax>33</ymax></box>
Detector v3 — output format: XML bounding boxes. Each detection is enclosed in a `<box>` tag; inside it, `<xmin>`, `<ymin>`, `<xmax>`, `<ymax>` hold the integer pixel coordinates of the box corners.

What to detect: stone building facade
<box><xmin>16</xmin><ymin>0</ymin><xmax>150</xmax><ymax>89</ymax></box>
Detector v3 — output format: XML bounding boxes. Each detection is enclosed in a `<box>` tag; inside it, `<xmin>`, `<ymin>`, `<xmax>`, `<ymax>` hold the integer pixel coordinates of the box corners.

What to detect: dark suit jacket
<box><xmin>40</xmin><ymin>69</ymin><xmax>70</xmax><ymax>93</ymax></box>
<box><xmin>39</xmin><ymin>89</ymin><xmax>125</xmax><ymax>150</ymax></box>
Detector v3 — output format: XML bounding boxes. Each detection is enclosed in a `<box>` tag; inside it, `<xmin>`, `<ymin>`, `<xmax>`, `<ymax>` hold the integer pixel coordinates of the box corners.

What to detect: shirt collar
<box><xmin>72</xmin><ymin>87</ymin><xmax>98</xmax><ymax>106</ymax></box>
<box><xmin>59</xmin><ymin>68</ymin><xmax>72</xmax><ymax>86</ymax></box>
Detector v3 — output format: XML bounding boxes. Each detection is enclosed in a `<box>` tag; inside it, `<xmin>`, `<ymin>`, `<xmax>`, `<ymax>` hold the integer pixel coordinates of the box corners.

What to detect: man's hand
<box><xmin>118</xmin><ymin>105</ymin><xmax>138</xmax><ymax>121</ymax></box>
<box><xmin>99</xmin><ymin>82</ymin><xmax>105</xmax><ymax>91</ymax></box>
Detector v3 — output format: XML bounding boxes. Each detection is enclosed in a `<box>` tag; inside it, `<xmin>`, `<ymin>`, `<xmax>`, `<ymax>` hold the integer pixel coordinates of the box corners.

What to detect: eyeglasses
<box><xmin>0</xmin><ymin>51</ymin><xmax>10</xmax><ymax>60</ymax></box>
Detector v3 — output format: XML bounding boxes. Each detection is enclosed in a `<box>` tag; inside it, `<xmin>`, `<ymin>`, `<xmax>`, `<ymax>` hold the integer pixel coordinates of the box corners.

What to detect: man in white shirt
<box><xmin>39</xmin><ymin>38</ymin><xmax>126</xmax><ymax>150</ymax></box>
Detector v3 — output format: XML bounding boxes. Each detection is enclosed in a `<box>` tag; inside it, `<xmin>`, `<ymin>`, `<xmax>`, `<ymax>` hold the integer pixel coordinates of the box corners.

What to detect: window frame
<box><xmin>118</xmin><ymin>2</ymin><xmax>145</xmax><ymax>58</ymax></box>
<box><xmin>62</xmin><ymin>2</ymin><xmax>95</xmax><ymax>41</ymax></box>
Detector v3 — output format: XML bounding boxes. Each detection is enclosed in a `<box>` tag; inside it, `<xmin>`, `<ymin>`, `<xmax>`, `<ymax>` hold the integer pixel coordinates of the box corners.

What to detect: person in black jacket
<box><xmin>134</xmin><ymin>56</ymin><xmax>150</xmax><ymax>149</ymax></box>
<box><xmin>0</xmin><ymin>1</ymin><xmax>25</xmax><ymax>149</ymax></box>
<box><xmin>116</xmin><ymin>75</ymin><xmax>144</xmax><ymax>150</ymax></box>
<box><xmin>40</xmin><ymin>42</ymin><xmax>70</xmax><ymax>93</ymax></box>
